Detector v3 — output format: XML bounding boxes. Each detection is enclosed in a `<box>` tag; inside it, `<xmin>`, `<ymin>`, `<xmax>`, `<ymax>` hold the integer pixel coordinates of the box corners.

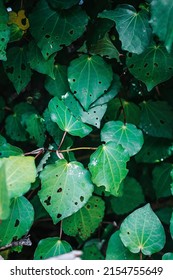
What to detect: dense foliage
<box><xmin>0</xmin><ymin>0</ymin><xmax>173</xmax><ymax>260</ymax></box>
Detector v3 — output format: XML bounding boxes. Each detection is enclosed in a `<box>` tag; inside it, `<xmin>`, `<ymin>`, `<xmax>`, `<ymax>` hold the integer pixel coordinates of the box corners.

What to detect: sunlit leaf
<box><xmin>0</xmin><ymin>161</ymin><xmax>10</xmax><ymax>220</ymax></box>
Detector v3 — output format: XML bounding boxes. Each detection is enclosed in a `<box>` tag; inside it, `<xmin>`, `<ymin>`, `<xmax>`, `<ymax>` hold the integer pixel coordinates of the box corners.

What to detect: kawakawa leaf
<box><xmin>99</xmin><ymin>4</ymin><xmax>152</xmax><ymax>54</ymax></box>
<box><xmin>63</xmin><ymin>196</ymin><xmax>105</xmax><ymax>240</ymax></box>
<box><xmin>29</xmin><ymin>0</ymin><xmax>88</xmax><ymax>59</ymax></box>
<box><xmin>170</xmin><ymin>212</ymin><xmax>173</xmax><ymax>240</ymax></box>
<box><xmin>68</xmin><ymin>54</ymin><xmax>113</xmax><ymax>110</ymax></box>
<box><xmin>88</xmin><ymin>142</ymin><xmax>130</xmax><ymax>196</ymax></box>
<box><xmin>5</xmin><ymin>114</ymin><xmax>27</xmax><ymax>142</ymax></box>
<box><xmin>126</xmin><ymin>43</ymin><xmax>173</xmax><ymax>91</ymax></box>
<box><xmin>0</xmin><ymin>161</ymin><xmax>10</xmax><ymax>220</ymax></box>
<box><xmin>120</xmin><ymin>204</ymin><xmax>166</xmax><ymax>255</ymax></box>
<box><xmin>0</xmin><ymin>24</ymin><xmax>10</xmax><ymax>61</ymax></box>
<box><xmin>39</xmin><ymin>159</ymin><xmax>94</xmax><ymax>224</ymax></box>
<box><xmin>34</xmin><ymin>237</ymin><xmax>72</xmax><ymax>260</ymax></box>
<box><xmin>3</xmin><ymin>46</ymin><xmax>32</xmax><ymax>93</ymax></box>
<box><xmin>150</xmin><ymin>0</ymin><xmax>173</xmax><ymax>52</ymax></box>
<box><xmin>101</xmin><ymin>121</ymin><xmax>144</xmax><ymax>156</ymax></box>
<box><xmin>25</xmin><ymin>113</ymin><xmax>46</xmax><ymax>147</ymax></box>
<box><xmin>152</xmin><ymin>163</ymin><xmax>172</xmax><ymax>199</ymax></box>
<box><xmin>48</xmin><ymin>97</ymin><xmax>92</xmax><ymax>137</ymax></box>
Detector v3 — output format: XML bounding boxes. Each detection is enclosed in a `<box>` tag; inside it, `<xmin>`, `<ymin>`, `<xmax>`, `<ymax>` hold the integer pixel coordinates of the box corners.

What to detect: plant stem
<box><xmin>118</xmin><ymin>96</ymin><xmax>127</xmax><ymax>124</ymax></box>
<box><xmin>58</xmin><ymin>131</ymin><xmax>67</xmax><ymax>150</ymax></box>
<box><xmin>140</xmin><ymin>250</ymin><xmax>143</xmax><ymax>260</ymax></box>
<box><xmin>59</xmin><ymin>147</ymin><xmax>97</xmax><ymax>153</ymax></box>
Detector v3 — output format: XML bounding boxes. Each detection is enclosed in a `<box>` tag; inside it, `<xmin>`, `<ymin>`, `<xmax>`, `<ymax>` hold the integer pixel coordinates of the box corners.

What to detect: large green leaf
<box><xmin>5</xmin><ymin>114</ymin><xmax>27</xmax><ymax>141</ymax></box>
<box><xmin>25</xmin><ymin>113</ymin><xmax>46</xmax><ymax>147</ymax></box>
<box><xmin>126</xmin><ymin>44</ymin><xmax>173</xmax><ymax>91</ymax></box>
<box><xmin>0</xmin><ymin>143</ymin><xmax>23</xmax><ymax>158</ymax></box>
<box><xmin>29</xmin><ymin>0</ymin><xmax>88</xmax><ymax>59</ymax></box>
<box><xmin>68</xmin><ymin>54</ymin><xmax>113</xmax><ymax>110</ymax></box>
<box><xmin>88</xmin><ymin>142</ymin><xmax>130</xmax><ymax>196</ymax></box>
<box><xmin>0</xmin><ymin>161</ymin><xmax>10</xmax><ymax>220</ymax></box>
<box><xmin>47</xmin><ymin>0</ymin><xmax>79</xmax><ymax>10</ymax></box>
<box><xmin>120</xmin><ymin>204</ymin><xmax>166</xmax><ymax>255</ymax></box>
<box><xmin>0</xmin><ymin>196</ymin><xmax>34</xmax><ymax>246</ymax></box>
<box><xmin>152</xmin><ymin>163</ymin><xmax>172</xmax><ymax>199</ymax></box>
<box><xmin>150</xmin><ymin>0</ymin><xmax>173</xmax><ymax>52</ymax></box>
<box><xmin>48</xmin><ymin>97</ymin><xmax>92</xmax><ymax>137</ymax></box>
<box><xmin>0</xmin><ymin>24</ymin><xmax>10</xmax><ymax>61</ymax></box>
<box><xmin>3</xmin><ymin>46</ymin><xmax>32</xmax><ymax>93</ymax></box>
<box><xmin>106</xmin><ymin>231</ymin><xmax>140</xmax><ymax>260</ymax></box>
<box><xmin>39</xmin><ymin>159</ymin><xmax>94</xmax><ymax>224</ymax></box>
<box><xmin>99</xmin><ymin>4</ymin><xmax>152</xmax><ymax>54</ymax></box>
<box><xmin>101</xmin><ymin>121</ymin><xmax>144</xmax><ymax>156</ymax></box>
<box><xmin>1</xmin><ymin>156</ymin><xmax>36</xmax><ymax>199</ymax></box>
<box><xmin>34</xmin><ymin>237</ymin><xmax>72</xmax><ymax>260</ymax></box>
<box><xmin>45</xmin><ymin>64</ymin><xmax>70</xmax><ymax>97</ymax></box>
<box><xmin>139</xmin><ymin>101</ymin><xmax>173</xmax><ymax>139</ymax></box>
<box><xmin>63</xmin><ymin>196</ymin><xmax>105</xmax><ymax>240</ymax></box>
<box><xmin>111</xmin><ymin>177</ymin><xmax>145</xmax><ymax>215</ymax></box>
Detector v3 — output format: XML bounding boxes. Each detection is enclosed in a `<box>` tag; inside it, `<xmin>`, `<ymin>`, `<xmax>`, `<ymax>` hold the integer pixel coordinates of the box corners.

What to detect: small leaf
<box><xmin>101</xmin><ymin>121</ymin><xmax>144</xmax><ymax>156</ymax></box>
<box><xmin>63</xmin><ymin>196</ymin><xmax>105</xmax><ymax>240</ymax></box>
<box><xmin>162</xmin><ymin>253</ymin><xmax>173</xmax><ymax>260</ymax></box>
<box><xmin>48</xmin><ymin>97</ymin><xmax>92</xmax><ymax>137</ymax></box>
<box><xmin>0</xmin><ymin>161</ymin><xmax>10</xmax><ymax>220</ymax></box>
<box><xmin>139</xmin><ymin>100</ymin><xmax>173</xmax><ymax>139</ymax></box>
<box><xmin>34</xmin><ymin>237</ymin><xmax>72</xmax><ymax>260</ymax></box>
<box><xmin>99</xmin><ymin>4</ymin><xmax>152</xmax><ymax>54</ymax></box>
<box><xmin>25</xmin><ymin>113</ymin><xmax>46</xmax><ymax>147</ymax></box>
<box><xmin>82</xmin><ymin>240</ymin><xmax>104</xmax><ymax>260</ymax></box>
<box><xmin>152</xmin><ymin>163</ymin><xmax>172</xmax><ymax>199</ymax></box>
<box><xmin>111</xmin><ymin>177</ymin><xmax>145</xmax><ymax>215</ymax></box>
<box><xmin>0</xmin><ymin>23</ymin><xmax>10</xmax><ymax>61</ymax></box>
<box><xmin>3</xmin><ymin>46</ymin><xmax>32</xmax><ymax>93</ymax></box>
<box><xmin>39</xmin><ymin>159</ymin><xmax>94</xmax><ymax>224</ymax></box>
<box><xmin>0</xmin><ymin>196</ymin><xmax>34</xmax><ymax>246</ymax></box>
<box><xmin>88</xmin><ymin>142</ymin><xmax>130</xmax><ymax>196</ymax></box>
<box><xmin>120</xmin><ymin>204</ymin><xmax>166</xmax><ymax>255</ymax></box>
<box><xmin>68</xmin><ymin>54</ymin><xmax>113</xmax><ymax>110</ymax></box>
<box><xmin>106</xmin><ymin>231</ymin><xmax>140</xmax><ymax>260</ymax></box>
<box><xmin>126</xmin><ymin>44</ymin><xmax>173</xmax><ymax>91</ymax></box>
<box><xmin>29</xmin><ymin>0</ymin><xmax>88</xmax><ymax>59</ymax></box>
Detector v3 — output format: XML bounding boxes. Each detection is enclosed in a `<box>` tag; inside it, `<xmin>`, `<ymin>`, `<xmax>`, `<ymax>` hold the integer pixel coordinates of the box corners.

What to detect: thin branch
<box><xmin>59</xmin><ymin>147</ymin><xmax>97</xmax><ymax>153</ymax></box>
<box><xmin>0</xmin><ymin>235</ymin><xmax>32</xmax><ymax>252</ymax></box>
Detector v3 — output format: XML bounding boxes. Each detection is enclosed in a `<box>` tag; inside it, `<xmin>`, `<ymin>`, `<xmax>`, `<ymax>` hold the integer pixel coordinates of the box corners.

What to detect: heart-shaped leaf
<box><xmin>63</xmin><ymin>196</ymin><xmax>105</xmax><ymax>240</ymax></box>
<box><xmin>39</xmin><ymin>159</ymin><xmax>94</xmax><ymax>224</ymax></box>
<box><xmin>99</xmin><ymin>4</ymin><xmax>152</xmax><ymax>54</ymax></box>
<box><xmin>0</xmin><ymin>196</ymin><xmax>34</xmax><ymax>246</ymax></box>
<box><xmin>68</xmin><ymin>54</ymin><xmax>113</xmax><ymax>110</ymax></box>
<box><xmin>101</xmin><ymin>121</ymin><xmax>144</xmax><ymax>156</ymax></box>
<box><xmin>29</xmin><ymin>0</ymin><xmax>88</xmax><ymax>59</ymax></box>
<box><xmin>0</xmin><ymin>161</ymin><xmax>10</xmax><ymax>220</ymax></box>
<box><xmin>152</xmin><ymin>163</ymin><xmax>172</xmax><ymax>199</ymax></box>
<box><xmin>88</xmin><ymin>142</ymin><xmax>130</xmax><ymax>196</ymax></box>
<box><xmin>120</xmin><ymin>204</ymin><xmax>166</xmax><ymax>255</ymax></box>
<box><xmin>126</xmin><ymin>44</ymin><xmax>173</xmax><ymax>91</ymax></box>
<box><xmin>34</xmin><ymin>237</ymin><xmax>72</xmax><ymax>260</ymax></box>
<box><xmin>48</xmin><ymin>97</ymin><xmax>92</xmax><ymax>137</ymax></box>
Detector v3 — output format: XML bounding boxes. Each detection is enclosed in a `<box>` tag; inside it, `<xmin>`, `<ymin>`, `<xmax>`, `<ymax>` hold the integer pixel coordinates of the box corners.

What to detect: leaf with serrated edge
<box><xmin>88</xmin><ymin>142</ymin><xmax>130</xmax><ymax>196</ymax></box>
<box><xmin>39</xmin><ymin>159</ymin><xmax>94</xmax><ymax>224</ymax></box>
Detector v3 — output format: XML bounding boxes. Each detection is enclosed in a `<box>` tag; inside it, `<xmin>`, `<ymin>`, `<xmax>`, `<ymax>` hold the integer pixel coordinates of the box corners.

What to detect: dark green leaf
<box><xmin>47</xmin><ymin>0</ymin><xmax>79</xmax><ymax>10</ymax></box>
<box><xmin>170</xmin><ymin>212</ymin><xmax>173</xmax><ymax>240</ymax></box>
<box><xmin>25</xmin><ymin>113</ymin><xmax>46</xmax><ymax>147</ymax></box>
<box><xmin>0</xmin><ymin>143</ymin><xmax>23</xmax><ymax>158</ymax></box>
<box><xmin>5</xmin><ymin>114</ymin><xmax>27</xmax><ymax>141</ymax></box>
<box><xmin>82</xmin><ymin>240</ymin><xmax>104</xmax><ymax>260</ymax></box>
<box><xmin>0</xmin><ymin>96</ymin><xmax>5</xmax><ymax>123</ymax></box>
<box><xmin>0</xmin><ymin>24</ymin><xmax>10</xmax><ymax>61</ymax></box>
<box><xmin>152</xmin><ymin>163</ymin><xmax>172</xmax><ymax>198</ymax></box>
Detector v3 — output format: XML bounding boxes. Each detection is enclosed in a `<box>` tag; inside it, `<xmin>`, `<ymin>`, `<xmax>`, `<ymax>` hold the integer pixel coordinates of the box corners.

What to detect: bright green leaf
<box><xmin>34</xmin><ymin>237</ymin><xmax>72</xmax><ymax>260</ymax></box>
<box><xmin>162</xmin><ymin>253</ymin><xmax>173</xmax><ymax>260</ymax></box>
<box><xmin>101</xmin><ymin>121</ymin><xmax>144</xmax><ymax>156</ymax></box>
<box><xmin>0</xmin><ymin>196</ymin><xmax>34</xmax><ymax>246</ymax></box>
<box><xmin>88</xmin><ymin>142</ymin><xmax>130</xmax><ymax>196</ymax></box>
<box><xmin>63</xmin><ymin>196</ymin><xmax>105</xmax><ymax>240</ymax></box>
<box><xmin>0</xmin><ymin>161</ymin><xmax>10</xmax><ymax>220</ymax></box>
<box><xmin>25</xmin><ymin>113</ymin><xmax>46</xmax><ymax>147</ymax></box>
<box><xmin>68</xmin><ymin>54</ymin><xmax>113</xmax><ymax>110</ymax></box>
<box><xmin>120</xmin><ymin>204</ymin><xmax>166</xmax><ymax>255</ymax></box>
<box><xmin>152</xmin><ymin>163</ymin><xmax>172</xmax><ymax>199</ymax></box>
<box><xmin>39</xmin><ymin>159</ymin><xmax>94</xmax><ymax>224</ymax></box>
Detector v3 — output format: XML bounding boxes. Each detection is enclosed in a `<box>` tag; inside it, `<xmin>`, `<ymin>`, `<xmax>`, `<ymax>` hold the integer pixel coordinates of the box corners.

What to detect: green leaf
<box><xmin>48</xmin><ymin>97</ymin><xmax>92</xmax><ymax>137</ymax></box>
<box><xmin>68</xmin><ymin>54</ymin><xmax>113</xmax><ymax>110</ymax></box>
<box><xmin>126</xmin><ymin>44</ymin><xmax>173</xmax><ymax>91</ymax></box>
<box><xmin>120</xmin><ymin>204</ymin><xmax>166</xmax><ymax>255</ymax></box>
<box><xmin>3</xmin><ymin>46</ymin><xmax>32</xmax><ymax>93</ymax></box>
<box><xmin>29</xmin><ymin>0</ymin><xmax>88</xmax><ymax>59</ymax></box>
<box><xmin>162</xmin><ymin>253</ymin><xmax>173</xmax><ymax>260</ymax></box>
<box><xmin>8</xmin><ymin>23</ymin><xmax>23</xmax><ymax>42</ymax></box>
<box><xmin>156</xmin><ymin>207</ymin><xmax>172</xmax><ymax>225</ymax></box>
<box><xmin>5</xmin><ymin>114</ymin><xmax>27</xmax><ymax>141</ymax></box>
<box><xmin>150</xmin><ymin>0</ymin><xmax>173</xmax><ymax>52</ymax></box>
<box><xmin>106</xmin><ymin>231</ymin><xmax>140</xmax><ymax>260</ymax></box>
<box><xmin>0</xmin><ymin>2</ymin><xmax>8</xmax><ymax>24</ymax></box>
<box><xmin>25</xmin><ymin>113</ymin><xmax>46</xmax><ymax>147</ymax></box>
<box><xmin>0</xmin><ymin>161</ymin><xmax>10</xmax><ymax>220</ymax></box>
<box><xmin>89</xmin><ymin>33</ymin><xmax>120</xmax><ymax>61</ymax></box>
<box><xmin>152</xmin><ymin>163</ymin><xmax>172</xmax><ymax>199</ymax></box>
<box><xmin>0</xmin><ymin>143</ymin><xmax>23</xmax><ymax>158</ymax></box>
<box><xmin>39</xmin><ymin>159</ymin><xmax>94</xmax><ymax>224</ymax></box>
<box><xmin>101</xmin><ymin>121</ymin><xmax>144</xmax><ymax>156</ymax></box>
<box><xmin>0</xmin><ymin>24</ymin><xmax>10</xmax><ymax>61</ymax></box>
<box><xmin>27</xmin><ymin>41</ymin><xmax>55</xmax><ymax>79</ymax></box>
<box><xmin>170</xmin><ymin>212</ymin><xmax>173</xmax><ymax>240</ymax></box>
<box><xmin>0</xmin><ymin>196</ymin><xmax>34</xmax><ymax>246</ymax></box>
<box><xmin>34</xmin><ymin>237</ymin><xmax>72</xmax><ymax>260</ymax></box>
<box><xmin>47</xmin><ymin>0</ymin><xmax>79</xmax><ymax>10</ymax></box>
<box><xmin>45</xmin><ymin>64</ymin><xmax>70</xmax><ymax>97</ymax></box>
<box><xmin>1</xmin><ymin>156</ymin><xmax>36</xmax><ymax>199</ymax></box>
<box><xmin>82</xmin><ymin>240</ymin><xmax>104</xmax><ymax>260</ymax></box>
<box><xmin>63</xmin><ymin>196</ymin><xmax>105</xmax><ymax>240</ymax></box>
<box><xmin>135</xmin><ymin>135</ymin><xmax>173</xmax><ymax>163</ymax></box>
<box><xmin>88</xmin><ymin>142</ymin><xmax>130</xmax><ymax>196</ymax></box>
<box><xmin>99</xmin><ymin>4</ymin><xmax>152</xmax><ymax>54</ymax></box>
<box><xmin>139</xmin><ymin>100</ymin><xmax>173</xmax><ymax>139</ymax></box>
<box><xmin>111</xmin><ymin>177</ymin><xmax>145</xmax><ymax>215</ymax></box>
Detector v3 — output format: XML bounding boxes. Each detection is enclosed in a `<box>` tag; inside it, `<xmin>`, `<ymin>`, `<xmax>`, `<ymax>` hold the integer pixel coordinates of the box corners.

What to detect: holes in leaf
<box><xmin>98</xmin><ymin>81</ymin><xmax>102</xmax><ymax>84</ymax></box>
<box><xmin>74</xmin><ymin>202</ymin><xmax>78</xmax><ymax>205</ymax></box>
<box><xmin>74</xmin><ymin>90</ymin><xmax>77</xmax><ymax>94</ymax></box>
<box><xmin>6</xmin><ymin>66</ymin><xmax>14</xmax><ymax>74</ymax></box>
<box><xmin>138</xmin><ymin>68</ymin><xmax>141</xmax><ymax>71</ymax></box>
<box><xmin>1</xmin><ymin>38</ymin><xmax>5</xmax><ymax>42</ymax></box>
<box><xmin>45</xmin><ymin>34</ymin><xmax>50</xmax><ymax>39</ymax></box>
<box><xmin>46</xmin><ymin>53</ymin><xmax>49</xmax><ymax>57</ymax></box>
<box><xmin>129</xmin><ymin>64</ymin><xmax>134</xmax><ymax>69</ymax></box>
<box><xmin>40</xmin><ymin>256</ymin><xmax>43</xmax><ymax>259</ymax></box>
<box><xmin>127</xmin><ymin>231</ymin><xmax>130</xmax><ymax>235</ymax></box>
<box><xmin>21</xmin><ymin>63</ymin><xmax>26</xmax><ymax>70</ymax></box>
<box><xmin>69</xmin><ymin>30</ymin><xmax>74</xmax><ymax>35</ymax></box>
<box><xmin>146</xmin><ymin>72</ymin><xmax>150</xmax><ymax>76</ymax></box>
<box><xmin>144</xmin><ymin>63</ymin><xmax>148</xmax><ymax>68</ymax></box>
<box><xmin>80</xmin><ymin>196</ymin><xmax>84</xmax><ymax>202</ymax></box>
<box><xmin>14</xmin><ymin>219</ymin><xmax>20</xmax><ymax>227</ymax></box>
<box><xmin>147</xmin><ymin>151</ymin><xmax>150</xmax><ymax>156</ymax></box>
<box><xmin>104</xmin><ymin>89</ymin><xmax>107</xmax><ymax>93</ymax></box>
<box><xmin>94</xmin><ymin>204</ymin><xmax>98</xmax><ymax>207</ymax></box>
<box><xmin>169</xmin><ymin>67</ymin><xmax>173</xmax><ymax>70</ymax></box>
<box><xmin>57</xmin><ymin>213</ymin><xmax>62</xmax><ymax>219</ymax></box>
<box><xmin>160</xmin><ymin>119</ymin><xmax>165</xmax><ymax>124</ymax></box>
<box><xmin>128</xmin><ymin>53</ymin><xmax>132</xmax><ymax>57</ymax></box>
<box><xmin>154</xmin><ymin>62</ymin><xmax>158</xmax><ymax>67</ymax></box>
<box><xmin>89</xmin><ymin>94</ymin><xmax>92</xmax><ymax>97</ymax></box>
<box><xmin>21</xmin><ymin>18</ymin><xmax>27</xmax><ymax>26</ymax></box>
<box><xmin>86</xmin><ymin>204</ymin><xmax>90</xmax><ymax>209</ymax></box>
<box><xmin>56</xmin><ymin>105</ymin><xmax>58</xmax><ymax>108</ymax></box>
<box><xmin>72</xmin><ymin>79</ymin><xmax>76</xmax><ymax>82</ymax></box>
<box><xmin>57</xmin><ymin>187</ymin><xmax>62</xmax><ymax>193</ymax></box>
<box><xmin>44</xmin><ymin>196</ymin><xmax>51</xmax><ymax>206</ymax></box>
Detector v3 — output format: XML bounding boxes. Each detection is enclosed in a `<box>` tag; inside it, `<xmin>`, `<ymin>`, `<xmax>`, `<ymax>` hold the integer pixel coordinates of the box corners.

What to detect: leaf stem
<box><xmin>58</xmin><ymin>131</ymin><xmax>67</xmax><ymax>150</ymax></box>
<box><xmin>140</xmin><ymin>250</ymin><xmax>143</xmax><ymax>260</ymax></box>
<box><xmin>59</xmin><ymin>221</ymin><xmax>63</xmax><ymax>239</ymax></box>
<box><xmin>118</xmin><ymin>96</ymin><xmax>127</xmax><ymax>124</ymax></box>
<box><xmin>59</xmin><ymin>147</ymin><xmax>97</xmax><ymax>153</ymax></box>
